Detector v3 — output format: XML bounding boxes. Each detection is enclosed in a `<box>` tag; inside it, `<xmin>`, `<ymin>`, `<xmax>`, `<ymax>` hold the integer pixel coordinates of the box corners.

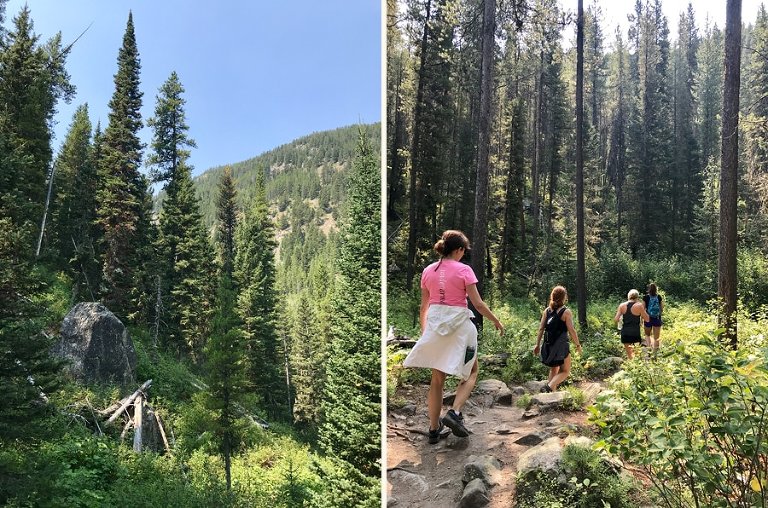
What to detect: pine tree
<box><xmin>50</xmin><ymin>104</ymin><xmax>98</xmax><ymax>301</ymax></box>
<box><xmin>743</xmin><ymin>5</ymin><xmax>768</xmax><ymax>243</ymax></box>
<box><xmin>96</xmin><ymin>11</ymin><xmax>147</xmax><ymax>318</ymax></box>
<box><xmin>146</xmin><ymin>71</ymin><xmax>196</xmax><ymax>185</ymax></box>
<box><xmin>0</xmin><ymin>5</ymin><xmax>73</xmax><ymax>249</ymax></box>
<box><xmin>148</xmin><ymin>71</ymin><xmax>213</xmax><ymax>358</ymax></box>
<box><xmin>234</xmin><ymin>171</ymin><xmax>285</xmax><ymax>418</ymax></box>
<box><xmin>671</xmin><ymin>4</ymin><xmax>700</xmax><ymax>250</ymax></box>
<box><xmin>288</xmin><ymin>291</ymin><xmax>323</xmax><ymax>427</ymax></box>
<box><xmin>203</xmin><ymin>275</ymin><xmax>249</xmax><ymax>490</ymax></box>
<box><xmin>157</xmin><ymin>166</ymin><xmax>214</xmax><ymax>358</ymax></box>
<box><xmin>216</xmin><ymin>167</ymin><xmax>237</xmax><ymax>278</ymax></box>
<box><xmin>319</xmin><ymin>130</ymin><xmax>380</xmax><ymax>480</ymax></box>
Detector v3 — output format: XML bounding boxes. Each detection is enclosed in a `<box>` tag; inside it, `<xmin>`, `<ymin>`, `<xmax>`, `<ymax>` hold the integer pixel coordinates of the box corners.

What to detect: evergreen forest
<box><xmin>387</xmin><ymin>0</ymin><xmax>768</xmax><ymax>505</ymax></box>
<box><xmin>0</xmin><ymin>4</ymin><xmax>381</xmax><ymax>507</ymax></box>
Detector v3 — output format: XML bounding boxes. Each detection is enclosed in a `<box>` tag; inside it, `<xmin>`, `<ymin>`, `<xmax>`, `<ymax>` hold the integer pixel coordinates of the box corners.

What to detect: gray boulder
<box><xmin>459</xmin><ymin>478</ymin><xmax>490</xmax><ymax>507</ymax></box>
<box><xmin>517</xmin><ymin>437</ymin><xmax>564</xmax><ymax>475</ymax></box>
<box><xmin>52</xmin><ymin>302</ymin><xmax>137</xmax><ymax>386</ymax></box>
<box><xmin>463</xmin><ymin>455</ymin><xmax>502</xmax><ymax>487</ymax></box>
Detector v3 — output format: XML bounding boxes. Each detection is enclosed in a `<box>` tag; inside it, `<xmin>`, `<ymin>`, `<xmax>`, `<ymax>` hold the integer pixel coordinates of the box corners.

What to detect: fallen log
<box><xmin>387</xmin><ymin>338</ymin><xmax>417</xmax><ymax>348</ymax></box>
<box><xmin>154</xmin><ymin>409</ymin><xmax>172</xmax><ymax>455</ymax></box>
<box><xmin>104</xmin><ymin>379</ymin><xmax>152</xmax><ymax>427</ymax></box>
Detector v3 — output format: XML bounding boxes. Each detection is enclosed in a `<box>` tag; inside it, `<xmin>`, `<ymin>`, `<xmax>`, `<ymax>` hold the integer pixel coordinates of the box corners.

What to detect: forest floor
<box><xmin>386</xmin><ymin>379</ymin><xmax>606</xmax><ymax>507</ymax></box>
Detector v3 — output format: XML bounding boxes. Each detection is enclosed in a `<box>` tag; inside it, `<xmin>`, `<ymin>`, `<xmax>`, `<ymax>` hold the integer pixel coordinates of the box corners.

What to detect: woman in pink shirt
<box><xmin>404</xmin><ymin>230</ymin><xmax>504</xmax><ymax>443</ymax></box>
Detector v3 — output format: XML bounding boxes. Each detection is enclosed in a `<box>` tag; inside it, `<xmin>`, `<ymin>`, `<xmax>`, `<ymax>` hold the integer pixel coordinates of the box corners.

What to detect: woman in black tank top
<box><xmin>614</xmin><ymin>289</ymin><xmax>650</xmax><ymax>360</ymax></box>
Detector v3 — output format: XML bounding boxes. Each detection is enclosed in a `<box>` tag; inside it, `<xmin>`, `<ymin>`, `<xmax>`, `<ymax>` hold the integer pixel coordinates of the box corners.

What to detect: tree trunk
<box><xmin>406</xmin><ymin>0</ymin><xmax>432</xmax><ymax>290</ymax></box>
<box><xmin>576</xmin><ymin>0</ymin><xmax>587</xmax><ymax>329</ymax></box>
<box><xmin>719</xmin><ymin>0</ymin><xmax>741</xmax><ymax>348</ymax></box>
<box><xmin>471</xmin><ymin>0</ymin><xmax>496</xmax><ymax>318</ymax></box>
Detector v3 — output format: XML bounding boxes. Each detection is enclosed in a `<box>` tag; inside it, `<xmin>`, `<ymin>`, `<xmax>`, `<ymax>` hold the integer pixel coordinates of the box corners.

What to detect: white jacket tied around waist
<box><xmin>403</xmin><ymin>304</ymin><xmax>478</xmax><ymax>380</ymax></box>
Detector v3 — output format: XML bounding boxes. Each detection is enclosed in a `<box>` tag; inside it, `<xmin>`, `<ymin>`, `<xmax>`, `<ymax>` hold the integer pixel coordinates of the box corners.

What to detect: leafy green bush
<box><xmin>514</xmin><ymin>444</ymin><xmax>643</xmax><ymax>508</ymax></box>
<box><xmin>590</xmin><ymin>329</ymin><xmax>768</xmax><ymax>508</ymax></box>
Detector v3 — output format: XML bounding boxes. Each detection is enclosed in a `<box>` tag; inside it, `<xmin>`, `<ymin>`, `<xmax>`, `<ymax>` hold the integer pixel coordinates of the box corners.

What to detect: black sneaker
<box><xmin>539</xmin><ymin>384</ymin><xmax>552</xmax><ymax>393</ymax></box>
<box><xmin>427</xmin><ymin>421</ymin><xmax>449</xmax><ymax>444</ymax></box>
<box><xmin>442</xmin><ymin>409</ymin><xmax>470</xmax><ymax>437</ymax></box>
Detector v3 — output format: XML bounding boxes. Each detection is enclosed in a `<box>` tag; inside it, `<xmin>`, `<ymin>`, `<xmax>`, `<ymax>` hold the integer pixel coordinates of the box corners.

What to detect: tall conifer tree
<box><xmin>216</xmin><ymin>167</ymin><xmax>237</xmax><ymax>278</ymax></box>
<box><xmin>96</xmin><ymin>11</ymin><xmax>147</xmax><ymax>318</ymax></box>
<box><xmin>234</xmin><ymin>171</ymin><xmax>285</xmax><ymax>418</ymax></box>
<box><xmin>318</xmin><ymin>130</ymin><xmax>380</xmax><ymax>480</ymax></box>
<box><xmin>149</xmin><ymin>72</ymin><xmax>214</xmax><ymax>359</ymax></box>
<box><xmin>50</xmin><ymin>104</ymin><xmax>98</xmax><ymax>300</ymax></box>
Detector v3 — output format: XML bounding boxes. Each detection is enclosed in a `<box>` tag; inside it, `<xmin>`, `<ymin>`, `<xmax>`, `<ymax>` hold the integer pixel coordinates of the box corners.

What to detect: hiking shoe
<box><xmin>441</xmin><ymin>409</ymin><xmax>470</xmax><ymax>437</ymax></box>
<box><xmin>539</xmin><ymin>384</ymin><xmax>552</xmax><ymax>393</ymax></box>
<box><xmin>427</xmin><ymin>422</ymin><xmax>449</xmax><ymax>444</ymax></box>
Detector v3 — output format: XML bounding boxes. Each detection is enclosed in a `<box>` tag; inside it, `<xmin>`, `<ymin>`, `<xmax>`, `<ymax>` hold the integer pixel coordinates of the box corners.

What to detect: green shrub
<box><xmin>590</xmin><ymin>329</ymin><xmax>768</xmax><ymax>508</ymax></box>
<box><xmin>515</xmin><ymin>393</ymin><xmax>532</xmax><ymax>409</ymax></box>
<box><xmin>514</xmin><ymin>444</ymin><xmax>643</xmax><ymax>508</ymax></box>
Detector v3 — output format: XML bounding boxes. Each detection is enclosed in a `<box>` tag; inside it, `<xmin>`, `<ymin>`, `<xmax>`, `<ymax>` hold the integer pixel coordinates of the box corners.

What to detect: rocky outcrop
<box><xmin>52</xmin><ymin>302</ymin><xmax>137</xmax><ymax>386</ymax></box>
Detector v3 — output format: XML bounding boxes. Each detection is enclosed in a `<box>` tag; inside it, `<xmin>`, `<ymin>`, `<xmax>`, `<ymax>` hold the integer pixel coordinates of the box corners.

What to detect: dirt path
<box><xmin>386</xmin><ymin>380</ymin><xmax>600</xmax><ymax>507</ymax></box>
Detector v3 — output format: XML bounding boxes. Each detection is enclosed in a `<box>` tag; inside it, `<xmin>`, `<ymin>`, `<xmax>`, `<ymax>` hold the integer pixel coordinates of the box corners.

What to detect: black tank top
<box><xmin>623</xmin><ymin>301</ymin><xmax>641</xmax><ymax>337</ymax></box>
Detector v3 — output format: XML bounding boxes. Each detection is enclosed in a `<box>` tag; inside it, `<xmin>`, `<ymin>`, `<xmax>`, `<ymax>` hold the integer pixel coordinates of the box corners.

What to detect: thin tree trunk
<box><xmin>719</xmin><ymin>0</ymin><xmax>741</xmax><ymax>349</ymax></box>
<box><xmin>472</xmin><ymin>0</ymin><xmax>496</xmax><ymax>313</ymax></box>
<box><xmin>576</xmin><ymin>0</ymin><xmax>587</xmax><ymax>329</ymax></box>
<box><xmin>406</xmin><ymin>0</ymin><xmax>432</xmax><ymax>290</ymax></box>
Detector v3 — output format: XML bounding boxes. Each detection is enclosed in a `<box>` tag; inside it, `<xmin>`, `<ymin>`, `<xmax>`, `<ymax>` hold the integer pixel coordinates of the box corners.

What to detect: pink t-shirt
<box><xmin>421</xmin><ymin>259</ymin><xmax>478</xmax><ymax>307</ymax></box>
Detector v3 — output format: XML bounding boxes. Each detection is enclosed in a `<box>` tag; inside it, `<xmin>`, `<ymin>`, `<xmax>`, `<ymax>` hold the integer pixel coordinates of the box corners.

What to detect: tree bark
<box><xmin>575</xmin><ymin>0</ymin><xmax>587</xmax><ymax>329</ymax></box>
<box><xmin>472</xmin><ymin>0</ymin><xmax>496</xmax><ymax>326</ymax></box>
<box><xmin>719</xmin><ymin>0</ymin><xmax>741</xmax><ymax>348</ymax></box>
<box><xmin>132</xmin><ymin>394</ymin><xmax>143</xmax><ymax>452</ymax></box>
<box><xmin>406</xmin><ymin>0</ymin><xmax>432</xmax><ymax>289</ymax></box>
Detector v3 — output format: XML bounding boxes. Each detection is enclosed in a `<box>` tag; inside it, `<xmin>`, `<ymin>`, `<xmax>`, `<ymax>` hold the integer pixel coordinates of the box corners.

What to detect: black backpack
<box><xmin>544</xmin><ymin>306</ymin><xmax>567</xmax><ymax>343</ymax></box>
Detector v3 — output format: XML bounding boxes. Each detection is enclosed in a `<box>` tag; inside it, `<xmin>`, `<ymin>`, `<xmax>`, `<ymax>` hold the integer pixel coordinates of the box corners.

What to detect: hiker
<box><xmin>534</xmin><ymin>286</ymin><xmax>582</xmax><ymax>392</ymax></box>
<box><xmin>614</xmin><ymin>289</ymin><xmax>650</xmax><ymax>360</ymax></box>
<box><xmin>643</xmin><ymin>283</ymin><xmax>664</xmax><ymax>352</ymax></box>
<box><xmin>403</xmin><ymin>230</ymin><xmax>504</xmax><ymax>443</ymax></box>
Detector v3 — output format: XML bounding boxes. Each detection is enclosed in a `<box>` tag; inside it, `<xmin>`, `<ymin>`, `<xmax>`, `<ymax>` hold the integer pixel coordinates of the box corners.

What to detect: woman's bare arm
<box><xmin>466</xmin><ymin>284</ymin><xmax>504</xmax><ymax>334</ymax></box>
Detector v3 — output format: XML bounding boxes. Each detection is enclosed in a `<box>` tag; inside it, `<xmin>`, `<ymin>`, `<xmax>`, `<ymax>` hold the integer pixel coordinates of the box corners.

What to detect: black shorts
<box><xmin>621</xmin><ymin>334</ymin><xmax>641</xmax><ymax>344</ymax></box>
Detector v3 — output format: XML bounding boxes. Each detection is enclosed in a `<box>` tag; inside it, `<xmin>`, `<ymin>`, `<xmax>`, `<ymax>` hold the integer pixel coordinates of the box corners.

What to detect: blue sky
<box><xmin>4</xmin><ymin>0</ymin><xmax>381</xmax><ymax>176</ymax></box>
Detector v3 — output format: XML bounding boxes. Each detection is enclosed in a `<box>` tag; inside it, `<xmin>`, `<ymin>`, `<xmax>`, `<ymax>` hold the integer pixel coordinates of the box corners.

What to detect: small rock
<box><xmin>463</xmin><ymin>455</ymin><xmax>502</xmax><ymax>487</ymax></box>
<box><xmin>443</xmin><ymin>391</ymin><xmax>456</xmax><ymax>405</ymax></box>
<box><xmin>387</xmin><ymin>496</ymin><xmax>398</xmax><ymax>507</ymax></box>
<box><xmin>476</xmin><ymin>379</ymin><xmax>509</xmax><ymax>393</ymax></box>
<box><xmin>494</xmin><ymin>425</ymin><xmax>515</xmax><ymax>435</ymax></box>
<box><xmin>544</xmin><ymin>418</ymin><xmax>563</xmax><ymax>427</ymax></box>
<box><xmin>524</xmin><ymin>380</ymin><xmax>549</xmax><ymax>393</ymax></box>
<box><xmin>400</xmin><ymin>404</ymin><xmax>417</xmax><ymax>415</ymax></box>
<box><xmin>523</xmin><ymin>407</ymin><xmax>540</xmax><ymax>418</ymax></box>
<box><xmin>517</xmin><ymin>437</ymin><xmax>563</xmax><ymax>475</ymax></box>
<box><xmin>510</xmin><ymin>385</ymin><xmax>527</xmax><ymax>396</ymax></box>
<box><xmin>531</xmin><ymin>391</ymin><xmax>569</xmax><ymax>410</ymax></box>
<box><xmin>392</xmin><ymin>413</ymin><xmax>406</xmax><ymax>420</ymax></box>
<box><xmin>388</xmin><ymin>470</ymin><xmax>429</xmax><ymax>494</ymax></box>
<box><xmin>436</xmin><ymin>480</ymin><xmax>452</xmax><ymax>489</ymax></box>
<box><xmin>459</xmin><ymin>478</ymin><xmax>490</xmax><ymax>508</ymax></box>
<box><xmin>515</xmin><ymin>431</ymin><xmax>550</xmax><ymax>447</ymax></box>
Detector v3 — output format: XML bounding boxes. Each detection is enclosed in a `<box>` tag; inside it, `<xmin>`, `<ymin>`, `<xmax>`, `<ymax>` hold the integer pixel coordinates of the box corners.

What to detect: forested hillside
<box><xmin>0</xmin><ymin>4</ymin><xmax>380</xmax><ymax>506</ymax></box>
